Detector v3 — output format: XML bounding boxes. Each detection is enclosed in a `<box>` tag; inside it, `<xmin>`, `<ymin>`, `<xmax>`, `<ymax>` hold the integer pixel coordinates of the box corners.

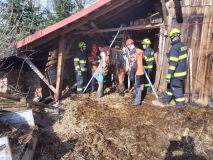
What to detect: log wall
<box><xmin>157</xmin><ymin>0</ymin><xmax>213</xmax><ymax>104</ymax></box>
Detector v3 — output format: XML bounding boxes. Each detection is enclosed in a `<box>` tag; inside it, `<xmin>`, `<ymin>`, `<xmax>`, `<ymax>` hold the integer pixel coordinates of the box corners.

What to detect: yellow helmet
<box><xmin>78</xmin><ymin>41</ymin><xmax>86</xmax><ymax>49</ymax></box>
<box><xmin>115</xmin><ymin>44</ymin><xmax>121</xmax><ymax>49</ymax></box>
<box><xmin>141</xmin><ymin>38</ymin><xmax>151</xmax><ymax>45</ymax></box>
<box><xmin>169</xmin><ymin>28</ymin><xmax>181</xmax><ymax>38</ymax></box>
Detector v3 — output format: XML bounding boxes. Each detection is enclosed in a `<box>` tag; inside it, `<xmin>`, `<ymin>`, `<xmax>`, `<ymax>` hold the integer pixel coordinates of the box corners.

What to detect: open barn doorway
<box><xmin>105</xmin><ymin>27</ymin><xmax>161</xmax><ymax>92</ymax></box>
<box><xmin>62</xmin><ymin>25</ymin><xmax>161</xmax><ymax>96</ymax></box>
<box><xmin>130</xmin><ymin>28</ymin><xmax>160</xmax><ymax>52</ymax></box>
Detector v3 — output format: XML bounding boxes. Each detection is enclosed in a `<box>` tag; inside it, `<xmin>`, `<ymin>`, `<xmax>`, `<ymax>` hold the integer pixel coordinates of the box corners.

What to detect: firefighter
<box><xmin>126</xmin><ymin>38</ymin><xmax>144</xmax><ymax>106</ymax></box>
<box><xmin>155</xmin><ymin>28</ymin><xmax>188</xmax><ymax>107</ymax></box>
<box><xmin>74</xmin><ymin>41</ymin><xmax>88</xmax><ymax>94</ymax></box>
<box><xmin>88</xmin><ymin>43</ymin><xmax>99</xmax><ymax>92</ymax></box>
<box><xmin>141</xmin><ymin>38</ymin><xmax>155</xmax><ymax>93</ymax></box>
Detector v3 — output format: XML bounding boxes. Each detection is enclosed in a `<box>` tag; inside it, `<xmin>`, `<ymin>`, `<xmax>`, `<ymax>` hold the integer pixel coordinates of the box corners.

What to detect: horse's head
<box><xmin>99</xmin><ymin>46</ymin><xmax>110</xmax><ymax>75</ymax></box>
<box><xmin>99</xmin><ymin>46</ymin><xmax>129</xmax><ymax>75</ymax></box>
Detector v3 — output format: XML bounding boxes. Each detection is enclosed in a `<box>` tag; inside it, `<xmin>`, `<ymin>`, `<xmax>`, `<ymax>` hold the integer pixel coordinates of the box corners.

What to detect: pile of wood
<box><xmin>0</xmin><ymin>108</ymin><xmax>37</xmax><ymax>160</ymax></box>
<box><xmin>0</xmin><ymin>90</ymin><xmax>59</xmax><ymax>159</ymax></box>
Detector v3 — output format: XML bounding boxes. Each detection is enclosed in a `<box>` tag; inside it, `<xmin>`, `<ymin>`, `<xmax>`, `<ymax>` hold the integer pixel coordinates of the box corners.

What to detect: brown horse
<box><xmin>99</xmin><ymin>46</ymin><xmax>129</xmax><ymax>96</ymax></box>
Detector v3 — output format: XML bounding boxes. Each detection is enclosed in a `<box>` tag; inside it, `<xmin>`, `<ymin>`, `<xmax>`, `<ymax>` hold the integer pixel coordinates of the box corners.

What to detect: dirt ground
<box><xmin>34</xmin><ymin>92</ymin><xmax>213</xmax><ymax>160</ymax></box>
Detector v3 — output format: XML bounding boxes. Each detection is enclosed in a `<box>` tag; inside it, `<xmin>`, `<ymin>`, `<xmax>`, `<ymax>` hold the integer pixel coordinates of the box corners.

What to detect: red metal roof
<box><xmin>16</xmin><ymin>0</ymin><xmax>112</xmax><ymax>49</ymax></box>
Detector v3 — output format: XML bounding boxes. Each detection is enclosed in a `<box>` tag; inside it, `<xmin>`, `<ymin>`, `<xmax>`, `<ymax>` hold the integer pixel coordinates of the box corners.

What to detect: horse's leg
<box><xmin>118</xmin><ymin>71</ymin><xmax>125</xmax><ymax>97</ymax></box>
<box><xmin>113</xmin><ymin>71</ymin><xmax>119</xmax><ymax>93</ymax></box>
<box><xmin>96</xmin><ymin>74</ymin><xmax>104</xmax><ymax>98</ymax></box>
<box><xmin>97</xmin><ymin>81</ymin><xmax>104</xmax><ymax>98</ymax></box>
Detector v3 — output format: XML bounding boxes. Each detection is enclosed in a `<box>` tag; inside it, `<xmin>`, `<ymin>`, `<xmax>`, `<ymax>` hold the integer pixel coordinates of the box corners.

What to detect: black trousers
<box><xmin>161</xmin><ymin>78</ymin><xmax>185</xmax><ymax>106</ymax></box>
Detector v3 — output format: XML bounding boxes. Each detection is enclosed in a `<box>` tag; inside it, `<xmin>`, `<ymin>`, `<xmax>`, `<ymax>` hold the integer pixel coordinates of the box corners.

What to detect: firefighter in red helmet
<box><xmin>126</xmin><ymin>38</ymin><xmax>144</xmax><ymax>106</ymax></box>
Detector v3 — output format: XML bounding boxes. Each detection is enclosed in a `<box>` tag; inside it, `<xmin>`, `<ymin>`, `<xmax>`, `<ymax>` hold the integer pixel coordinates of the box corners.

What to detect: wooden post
<box><xmin>188</xmin><ymin>48</ymin><xmax>193</xmax><ymax>103</ymax></box>
<box><xmin>25</xmin><ymin>59</ymin><xmax>56</xmax><ymax>93</ymax></box>
<box><xmin>55</xmin><ymin>36</ymin><xmax>66</xmax><ymax>101</ymax></box>
<box><xmin>160</xmin><ymin>0</ymin><xmax>168</xmax><ymax>29</ymax></box>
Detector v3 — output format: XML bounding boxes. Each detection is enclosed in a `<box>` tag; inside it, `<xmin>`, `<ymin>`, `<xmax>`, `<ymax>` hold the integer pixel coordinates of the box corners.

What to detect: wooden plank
<box><xmin>21</xmin><ymin>131</ymin><xmax>37</xmax><ymax>160</ymax></box>
<box><xmin>161</xmin><ymin>0</ymin><xmax>168</xmax><ymax>28</ymax></box>
<box><xmin>0</xmin><ymin>92</ymin><xmax>55</xmax><ymax>110</ymax></box>
<box><xmin>27</xmin><ymin>101</ymin><xmax>55</xmax><ymax>110</ymax></box>
<box><xmin>0</xmin><ymin>109</ymin><xmax>35</xmax><ymax>127</ymax></box>
<box><xmin>61</xmin><ymin>0</ymin><xmax>129</xmax><ymax>35</ymax></box>
<box><xmin>188</xmin><ymin>48</ymin><xmax>193</xmax><ymax>103</ymax></box>
<box><xmin>25</xmin><ymin>58</ymin><xmax>56</xmax><ymax>93</ymax></box>
<box><xmin>0</xmin><ymin>137</ymin><xmax>12</xmax><ymax>160</ymax></box>
<box><xmin>90</xmin><ymin>22</ymin><xmax>108</xmax><ymax>39</ymax></box>
<box><xmin>0</xmin><ymin>92</ymin><xmax>20</xmax><ymax>101</ymax></box>
<box><xmin>55</xmin><ymin>36</ymin><xmax>66</xmax><ymax>101</ymax></box>
<box><xmin>97</xmin><ymin>1</ymin><xmax>136</xmax><ymax>24</ymax></box>
<box><xmin>74</xmin><ymin>24</ymin><xmax>161</xmax><ymax>34</ymax></box>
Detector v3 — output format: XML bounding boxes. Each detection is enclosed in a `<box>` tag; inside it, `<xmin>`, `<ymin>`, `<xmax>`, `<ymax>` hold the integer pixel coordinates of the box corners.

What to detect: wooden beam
<box><xmin>0</xmin><ymin>92</ymin><xmax>55</xmax><ymax>109</ymax></box>
<box><xmin>55</xmin><ymin>36</ymin><xmax>66</xmax><ymax>101</ymax></box>
<box><xmin>74</xmin><ymin>24</ymin><xmax>161</xmax><ymax>34</ymax></box>
<box><xmin>0</xmin><ymin>92</ymin><xmax>21</xmax><ymax>101</ymax></box>
<box><xmin>18</xmin><ymin>33</ymin><xmax>58</xmax><ymax>51</ymax></box>
<box><xmin>97</xmin><ymin>1</ymin><xmax>137</xmax><ymax>25</ymax></box>
<box><xmin>90</xmin><ymin>22</ymin><xmax>108</xmax><ymax>39</ymax></box>
<box><xmin>78</xmin><ymin>25</ymin><xmax>95</xmax><ymax>39</ymax></box>
<box><xmin>24</xmin><ymin>58</ymin><xmax>56</xmax><ymax>93</ymax></box>
<box><xmin>160</xmin><ymin>0</ymin><xmax>168</xmax><ymax>28</ymax></box>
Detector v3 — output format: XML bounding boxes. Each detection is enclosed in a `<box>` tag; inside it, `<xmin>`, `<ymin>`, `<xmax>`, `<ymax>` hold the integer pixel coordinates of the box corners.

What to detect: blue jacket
<box><xmin>166</xmin><ymin>40</ymin><xmax>188</xmax><ymax>81</ymax></box>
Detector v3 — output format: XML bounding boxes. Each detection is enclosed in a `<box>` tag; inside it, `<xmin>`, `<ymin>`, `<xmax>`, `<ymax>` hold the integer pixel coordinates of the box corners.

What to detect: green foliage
<box><xmin>0</xmin><ymin>0</ymin><xmax>96</xmax><ymax>40</ymax></box>
<box><xmin>43</xmin><ymin>0</ymin><xmax>87</xmax><ymax>27</ymax></box>
<box><xmin>54</xmin><ymin>0</ymin><xmax>75</xmax><ymax>21</ymax></box>
<box><xmin>75</xmin><ymin>0</ymin><xmax>85</xmax><ymax>10</ymax></box>
<box><xmin>1</xmin><ymin>0</ymin><xmax>48</xmax><ymax>40</ymax></box>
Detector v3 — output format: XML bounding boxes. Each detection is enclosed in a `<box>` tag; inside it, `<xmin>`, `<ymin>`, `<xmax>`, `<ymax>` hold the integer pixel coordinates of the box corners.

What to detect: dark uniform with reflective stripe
<box><xmin>161</xmin><ymin>40</ymin><xmax>188</xmax><ymax>106</ymax></box>
<box><xmin>74</xmin><ymin>51</ymin><xmax>87</xmax><ymax>94</ymax></box>
<box><xmin>143</xmin><ymin>47</ymin><xmax>155</xmax><ymax>91</ymax></box>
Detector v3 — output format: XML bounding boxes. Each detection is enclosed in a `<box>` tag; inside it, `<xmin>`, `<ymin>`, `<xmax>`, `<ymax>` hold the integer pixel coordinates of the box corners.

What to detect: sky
<box><xmin>37</xmin><ymin>0</ymin><xmax>98</xmax><ymax>11</ymax></box>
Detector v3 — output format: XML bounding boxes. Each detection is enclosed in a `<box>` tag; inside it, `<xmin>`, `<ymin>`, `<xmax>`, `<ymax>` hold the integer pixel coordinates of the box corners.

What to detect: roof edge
<box><xmin>16</xmin><ymin>0</ymin><xmax>111</xmax><ymax>49</ymax></box>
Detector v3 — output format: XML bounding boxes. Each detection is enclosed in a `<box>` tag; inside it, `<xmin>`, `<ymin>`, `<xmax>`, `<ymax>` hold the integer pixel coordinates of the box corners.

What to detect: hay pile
<box><xmin>35</xmin><ymin>93</ymin><xmax>213</xmax><ymax>160</ymax></box>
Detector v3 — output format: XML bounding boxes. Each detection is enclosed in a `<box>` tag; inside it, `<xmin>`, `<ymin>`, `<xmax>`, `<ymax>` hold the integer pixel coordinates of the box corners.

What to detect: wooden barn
<box><xmin>0</xmin><ymin>0</ymin><xmax>212</xmax><ymax>104</ymax></box>
<box><xmin>156</xmin><ymin>0</ymin><xmax>213</xmax><ymax>104</ymax></box>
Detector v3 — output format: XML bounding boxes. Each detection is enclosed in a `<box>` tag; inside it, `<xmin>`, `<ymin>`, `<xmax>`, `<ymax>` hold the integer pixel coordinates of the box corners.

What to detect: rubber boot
<box><xmin>176</xmin><ymin>102</ymin><xmax>185</xmax><ymax>108</ymax></box>
<box><xmin>131</xmin><ymin>86</ymin><xmax>141</xmax><ymax>106</ymax></box>
<box><xmin>90</xmin><ymin>78</ymin><xmax>96</xmax><ymax>92</ymax></box>
<box><xmin>146</xmin><ymin>86</ymin><xmax>152</xmax><ymax>94</ymax></box>
<box><xmin>96</xmin><ymin>81</ymin><xmax>104</xmax><ymax>98</ymax></box>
